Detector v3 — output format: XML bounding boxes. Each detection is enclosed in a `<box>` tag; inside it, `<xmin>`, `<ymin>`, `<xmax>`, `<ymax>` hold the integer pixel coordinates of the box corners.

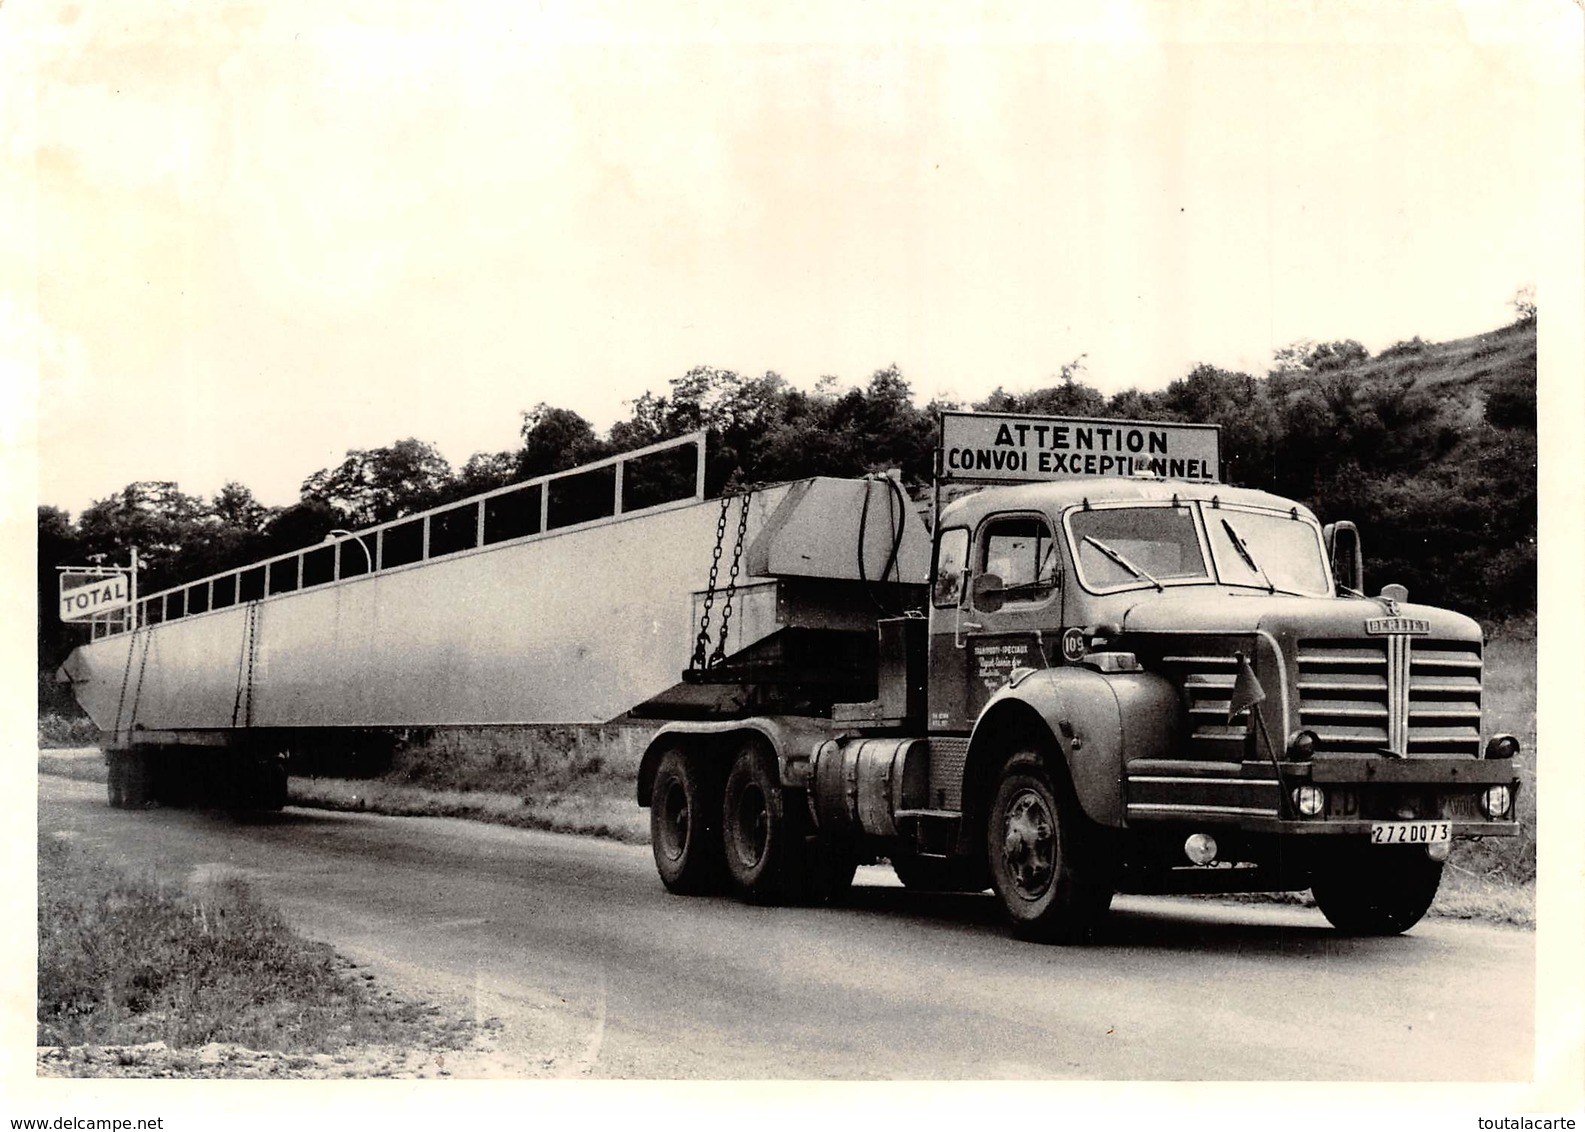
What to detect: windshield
<box><xmin>1067</xmin><ymin>506</ymin><xmax>1209</xmax><ymax>591</ymax></box>
<box><xmin>1065</xmin><ymin>502</ymin><xmax>1331</xmax><ymax>595</ymax></box>
<box><xmin>1203</xmin><ymin>507</ymin><xmax>1330</xmax><ymax>595</ymax></box>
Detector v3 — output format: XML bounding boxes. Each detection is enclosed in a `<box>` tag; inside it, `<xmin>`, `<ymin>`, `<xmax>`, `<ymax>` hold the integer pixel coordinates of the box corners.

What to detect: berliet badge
<box><xmin>1364</xmin><ymin>616</ymin><xmax>1431</xmax><ymax>635</ymax></box>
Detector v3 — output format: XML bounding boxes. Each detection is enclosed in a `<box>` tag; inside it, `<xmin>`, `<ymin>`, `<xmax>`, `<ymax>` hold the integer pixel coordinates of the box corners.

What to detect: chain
<box><xmin>127</xmin><ymin>628</ymin><xmax>153</xmax><ymax>732</ymax></box>
<box><xmin>243</xmin><ymin>602</ymin><xmax>259</xmax><ymax>728</ymax></box>
<box><xmin>691</xmin><ymin>494</ymin><xmax>734</xmax><ymax>670</ymax></box>
<box><xmin>710</xmin><ymin>489</ymin><xmax>754</xmax><ymax>666</ymax></box>
<box><xmin>232</xmin><ymin>602</ymin><xmax>260</xmax><ymax>728</ymax></box>
<box><xmin>112</xmin><ymin>625</ymin><xmax>140</xmax><ymax>738</ymax></box>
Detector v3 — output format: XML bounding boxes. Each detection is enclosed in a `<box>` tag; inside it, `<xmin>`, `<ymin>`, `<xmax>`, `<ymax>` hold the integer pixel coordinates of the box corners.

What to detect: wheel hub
<box><xmin>731</xmin><ymin>784</ymin><xmax>770</xmax><ymax>868</ymax></box>
<box><xmin>658</xmin><ymin>781</ymin><xmax>690</xmax><ymax>862</ymax></box>
<box><xmin>1001</xmin><ymin>790</ymin><xmax>1055</xmax><ymax>898</ymax></box>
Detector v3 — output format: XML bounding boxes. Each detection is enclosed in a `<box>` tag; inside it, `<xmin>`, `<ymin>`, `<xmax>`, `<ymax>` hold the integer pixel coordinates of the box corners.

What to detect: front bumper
<box><xmin>1126</xmin><ymin>754</ymin><xmax>1522</xmax><ymax>837</ymax></box>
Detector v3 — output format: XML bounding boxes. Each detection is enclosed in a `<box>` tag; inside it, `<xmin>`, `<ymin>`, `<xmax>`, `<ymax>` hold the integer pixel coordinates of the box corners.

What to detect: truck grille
<box><xmin>1296</xmin><ymin>638</ymin><xmax>1481</xmax><ymax>757</ymax></box>
<box><xmin>1153</xmin><ymin>636</ymin><xmax>1256</xmax><ymax>762</ymax></box>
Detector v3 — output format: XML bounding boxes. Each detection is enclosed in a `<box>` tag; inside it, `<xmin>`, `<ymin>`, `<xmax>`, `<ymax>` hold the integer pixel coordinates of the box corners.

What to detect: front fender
<box><xmin>968</xmin><ymin>667</ymin><xmax>1179</xmax><ymax>827</ymax></box>
<box><xmin>635</xmin><ymin>716</ymin><xmax>837</xmax><ymax>806</ymax></box>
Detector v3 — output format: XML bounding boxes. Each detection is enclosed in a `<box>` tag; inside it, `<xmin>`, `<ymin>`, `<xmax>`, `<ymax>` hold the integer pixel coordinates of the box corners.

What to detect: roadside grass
<box><xmin>290</xmin><ymin>725</ymin><xmax>651</xmax><ymax>842</ymax></box>
<box><xmin>289</xmin><ymin>776</ymin><xmax>650</xmax><ymax>844</ymax></box>
<box><xmin>38</xmin><ymin>831</ymin><xmax>476</xmax><ymax>1055</ymax></box>
<box><xmin>37</xmin><ymin>748</ymin><xmax>107</xmax><ymax>785</ymax></box>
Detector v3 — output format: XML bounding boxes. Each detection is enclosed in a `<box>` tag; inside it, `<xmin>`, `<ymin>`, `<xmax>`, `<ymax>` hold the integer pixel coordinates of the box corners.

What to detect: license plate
<box><xmin>1370</xmin><ymin>820</ymin><xmax>1451</xmax><ymax>846</ymax></box>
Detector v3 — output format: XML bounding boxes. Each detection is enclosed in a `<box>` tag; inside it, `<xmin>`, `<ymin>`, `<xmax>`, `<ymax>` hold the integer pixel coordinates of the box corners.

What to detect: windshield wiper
<box><xmin>1083</xmin><ymin>535</ymin><xmax>1164</xmax><ymax>592</ymax></box>
<box><xmin>1220</xmin><ymin>518</ymin><xmax>1276</xmax><ymax>594</ymax></box>
<box><xmin>1217</xmin><ymin>519</ymin><xmax>1320</xmax><ymax>596</ymax></box>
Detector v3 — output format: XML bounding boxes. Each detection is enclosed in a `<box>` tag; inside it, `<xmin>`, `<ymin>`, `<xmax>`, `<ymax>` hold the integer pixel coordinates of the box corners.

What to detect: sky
<box><xmin>5</xmin><ymin>0</ymin><xmax>1579</xmax><ymax>517</ymax></box>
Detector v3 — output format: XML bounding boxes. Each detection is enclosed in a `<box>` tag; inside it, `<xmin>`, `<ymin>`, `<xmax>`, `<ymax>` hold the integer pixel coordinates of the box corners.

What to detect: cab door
<box><xmin>961</xmin><ymin>513</ymin><xmax>1063</xmax><ymax>722</ymax></box>
<box><xmin>925</xmin><ymin>525</ymin><xmax>973</xmax><ymax>732</ymax></box>
<box><xmin>926</xmin><ymin>513</ymin><xmax>1063</xmax><ymax>732</ymax></box>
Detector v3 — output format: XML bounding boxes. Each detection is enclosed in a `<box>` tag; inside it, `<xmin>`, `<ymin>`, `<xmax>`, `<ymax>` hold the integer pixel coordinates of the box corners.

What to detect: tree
<box><xmin>974</xmin><ymin>358</ymin><xmax>1104</xmax><ymax>420</ymax></box>
<box><xmin>74</xmin><ymin>482</ymin><xmax>213</xmax><ymax>593</ymax></box>
<box><xmin>516</xmin><ymin>405</ymin><xmax>611</xmax><ymax>479</ymax></box>
<box><xmin>211</xmin><ymin>482</ymin><xmax>269</xmax><ymax>532</ymax></box>
<box><xmin>1511</xmin><ymin>285</ymin><xmax>1536</xmax><ymax>326</ymax></box>
<box><xmin>259</xmin><ymin>499</ymin><xmax>343</xmax><ymax>558</ymax></box>
<box><xmin>451</xmin><ymin>450</ymin><xmax>520</xmax><ymax>499</ymax></box>
<box><xmin>301</xmin><ymin>439</ymin><xmax>455</xmax><ymax>526</ymax></box>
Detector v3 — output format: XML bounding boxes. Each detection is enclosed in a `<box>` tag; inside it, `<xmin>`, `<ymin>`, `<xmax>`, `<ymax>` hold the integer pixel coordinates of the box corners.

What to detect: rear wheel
<box><xmin>1311</xmin><ymin>842</ymin><xmax>1443</xmax><ymax>935</ymax></box>
<box><xmin>649</xmin><ymin>747</ymin><xmax>724</xmax><ymax>895</ymax></box>
<box><xmin>722</xmin><ymin>743</ymin><xmax>799</xmax><ymax>904</ymax></box>
<box><xmin>985</xmin><ymin>750</ymin><xmax>1111</xmax><ymax>943</ymax></box>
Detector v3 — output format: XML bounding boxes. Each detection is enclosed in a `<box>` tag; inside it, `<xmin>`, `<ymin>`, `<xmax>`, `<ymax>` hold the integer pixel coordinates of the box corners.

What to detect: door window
<box><xmin>933</xmin><ymin>527</ymin><xmax>970</xmax><ymax>607</ymax></box>
<box><xmin>978</xmin><ymin>516</ymin><xmax>1060</xmax><ymax>606</ymax></box>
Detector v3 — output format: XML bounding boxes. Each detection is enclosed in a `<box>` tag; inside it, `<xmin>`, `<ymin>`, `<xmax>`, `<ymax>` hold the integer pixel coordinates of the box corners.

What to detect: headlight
<box><xmin>1480</xmin><ymin>784</ymin><xmax>1513</xmax><ymax>819</ymax></box>
<box><xmin>1286</xmin><ymin>729</ymin><xmax>1318</xmax><ymax>761</ymax></box>
<box><xmin>1184</xmin><ymin>833</ymin><xmax>1218</xmax><ymax>865</ymax></box>
<box><xmin>1292</xmin><ymin>785</ymin><xmax>1326</xmax><ymax>817</ymax></box>
<box><xmin>1484</xmin><ymin>734</ymin><xmax>1520</xmax><ymax>760</ymax></box>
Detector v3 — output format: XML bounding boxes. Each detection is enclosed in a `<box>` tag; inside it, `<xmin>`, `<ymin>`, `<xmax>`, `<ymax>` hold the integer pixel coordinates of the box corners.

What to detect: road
<box><xmin>38</xmin><ymin>774</ymin><xmax>1534</xmax><ymax>1080</ymax></box>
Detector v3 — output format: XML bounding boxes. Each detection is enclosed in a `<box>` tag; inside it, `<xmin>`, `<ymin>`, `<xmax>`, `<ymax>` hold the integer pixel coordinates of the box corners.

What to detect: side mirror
<box><xmin>1323</xmin><ymin>520</ymin><xmax>1364</xmax><ymax>595</ymax></box>
<box><xmin>972</xmin><ymin>572</ymin><xmax>1006</xmax><ymax>613</ymax></box>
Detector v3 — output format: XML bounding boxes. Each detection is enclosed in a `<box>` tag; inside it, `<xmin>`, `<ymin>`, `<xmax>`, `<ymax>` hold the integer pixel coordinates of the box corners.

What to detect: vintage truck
<box><xmin>635</xmin><ymin>411</ymin><xmax>1522</xmax><ymax>941</ymax></box>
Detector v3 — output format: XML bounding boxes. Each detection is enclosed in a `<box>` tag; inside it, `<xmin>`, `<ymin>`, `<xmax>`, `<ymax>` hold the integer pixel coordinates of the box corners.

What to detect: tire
<box><xmin>1310</xmin><ymin>841</ymin><xmax>1443</xmax><ymax>935</ymax></box>
<box><xmin>242</xmin><ymin>760</ymin><xmax>289</xmax><ymax>811</ymax></box>
<box><xmin>721</xmin><ymin>743</ymin><xmax>800</xmax><ymax>904</ymax></box>
<box><xmin>985</xmin><ymin>749</ymin><xmax>1112</xmax><ymax>943</ymax></box>
<box><xmin>649</xmin><ymin>747</ymin><xmax>725</xmax><ymax>895</ymax></box>
<box><xmin>891</xmin><ymin>852</ymin><xmax>991</xmax><ymax>893</ymax></box>
<box><xmin>118</xmin><ymin>751</ymin><xmax>151</xmax><ymax>809</ymax></box>
<box><xmin>106</xmin><ymin>754</ymin><xmax>126</xmax><ymax>809</ymax></box>
<box><xmin>804</xmin><ymin>834</ymin><xmax>859</xmax><ymax>905</ymax></box>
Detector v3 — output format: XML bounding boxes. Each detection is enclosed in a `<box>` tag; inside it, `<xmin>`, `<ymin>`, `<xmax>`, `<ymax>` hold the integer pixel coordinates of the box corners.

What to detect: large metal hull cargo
<box><xmin>57</xmin><ymin>434</ymin><xmax>930</xmax><ymax>796</ymax></box>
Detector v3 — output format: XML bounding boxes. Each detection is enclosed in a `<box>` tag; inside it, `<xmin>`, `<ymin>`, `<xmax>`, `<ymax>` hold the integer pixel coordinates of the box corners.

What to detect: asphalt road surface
<box><xmin>38</xmin><ymin>774</ymin><xmax>1534</xmax><ymax>1080</ymax></box>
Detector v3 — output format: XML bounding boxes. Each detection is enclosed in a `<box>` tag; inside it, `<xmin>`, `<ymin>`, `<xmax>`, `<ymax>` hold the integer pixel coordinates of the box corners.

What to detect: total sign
<box><xmin>939</xmin><ymin>411</ymin><xmax>1221</xmax><ymax>484</ymax></box>
<box><xmin>59</xmin><ymin>573</ymin><xmax>131</xmax><ymax>621</ymax></box>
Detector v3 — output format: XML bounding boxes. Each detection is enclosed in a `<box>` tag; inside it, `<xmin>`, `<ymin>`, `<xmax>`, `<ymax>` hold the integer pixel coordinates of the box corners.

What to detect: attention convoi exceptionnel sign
<box><xmin>938</xmin><ymin>411</ymin><xmax>1221</xmax><ymax>484</ymax></box>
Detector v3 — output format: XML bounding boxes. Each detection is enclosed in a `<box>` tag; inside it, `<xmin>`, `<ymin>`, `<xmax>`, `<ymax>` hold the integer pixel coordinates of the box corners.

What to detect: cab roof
<box><xmin>938</xmin><ymin>477</ymin><xmax>1316</xmax><ymax>530</ymax></box>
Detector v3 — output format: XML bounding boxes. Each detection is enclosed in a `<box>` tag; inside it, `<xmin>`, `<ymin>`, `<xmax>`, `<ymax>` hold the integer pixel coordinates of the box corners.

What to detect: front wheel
<box><xmin>1310</xmin><ymin>842</ymin><xmax>1443</xmax><ymax>935</ymax></box>
<box><xmin>649</xmin><ymin>747</ymin><xmax>724</xmax><ymax>895</ymax></box>
<box><xmin>985</xmin><ymin>750</ymin><xmax>1111</xmax><ymax>943</ymax></box>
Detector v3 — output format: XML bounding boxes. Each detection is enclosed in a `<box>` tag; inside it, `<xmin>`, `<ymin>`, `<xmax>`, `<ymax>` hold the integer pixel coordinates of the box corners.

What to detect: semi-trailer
<box><xmin>58</xmin><ymin>414</ymin><xmax>1523</xmax><ymax>942</ymax></box>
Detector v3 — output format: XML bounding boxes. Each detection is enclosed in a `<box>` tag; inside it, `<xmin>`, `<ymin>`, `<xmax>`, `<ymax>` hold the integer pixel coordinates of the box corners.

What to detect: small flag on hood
<box><xmin>1227</xmin><ymin>652</ymin><xmax>1266</xmax><ymax>723</ymax></box>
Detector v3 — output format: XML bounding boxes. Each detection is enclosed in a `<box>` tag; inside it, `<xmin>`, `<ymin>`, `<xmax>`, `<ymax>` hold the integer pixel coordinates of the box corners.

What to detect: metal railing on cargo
<box><xmin>90</xmin><ymin>431</ymin><xmax>706</xmax><ymax>639</ymax></box>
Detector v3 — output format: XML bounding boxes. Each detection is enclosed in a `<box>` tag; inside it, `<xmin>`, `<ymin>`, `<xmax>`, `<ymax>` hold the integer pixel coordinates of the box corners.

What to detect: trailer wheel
<box><xmin>985</xmin><ymin>749</ymin><xmax>1111</xmax><ymax>943</ymax></box>
<box><xmin>1310</xmin><ymin>842</ymin><xmax>1443</xmax><ymax>935</ymax></box>
<box><xmin>649</xmin><ymin>747</ymin><xmax>724</xmax><ymax>895</ymax></box>
<box><xmin>722</xmin><ymin>743</ymin><xmax>797</xmax><ymax>904</ymax></box>
<box><xmin>891</xmin><ymin>852</ymin><xmax>991</xmax><ymax>893</ymax></box>
<box><xmin>250</xmin><ymin>760</ymin><xmax>289</xmax><ymax>812</ymax></box>
<box><xmin>106</xmin><ymin>754</ymin><xmax>126</xmax><ymax>809</ymax></box>
<box><xmin>107</xmin><ymin>750</ymin><xmax>153</xmax><ymax>809</ymax></box>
